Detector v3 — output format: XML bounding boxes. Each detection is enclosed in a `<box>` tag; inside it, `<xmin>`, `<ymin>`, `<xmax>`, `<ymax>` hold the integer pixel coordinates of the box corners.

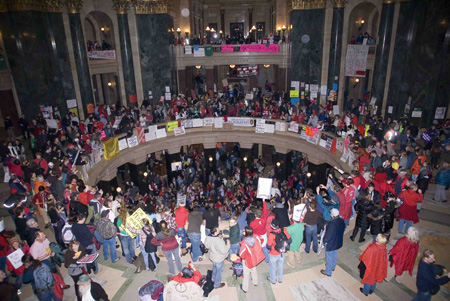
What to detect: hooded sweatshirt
<box><xmin>239</xmin><ymin>236</ymin><xmax>264</xmax><ymax>269</ymax></box>
<box><xmin>204</xmin><ymin>235</ymin><xmax>230</xmax><ymax>263</ymax></box>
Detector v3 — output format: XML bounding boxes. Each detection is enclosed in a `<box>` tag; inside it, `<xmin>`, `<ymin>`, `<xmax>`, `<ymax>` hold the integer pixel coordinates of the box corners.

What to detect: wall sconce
<box><xmin>358</xmin><ymin>19</ymin><xmax>365</xmax><ymax>31</ymax></box>
<box><xmin>185</xmin><ymin>29</ymin><xmax>189</xmax><ymax>35</ymax></box>
<box><xmin>205</xmin><ymin>26</ymin><xmax>210</xmax><ymax>32</ymax></box>
<box><xmin>195</xmin><ymin>65</ymin><xmax>202</xmax><ymax>69</ymax></box>
<box><xmin>243</xmin><ymin>156</ymin><xmax>248</xmax><ymax>162</ymax></box>
<box><xmin>277</xmin><ymin>26</ymin><xmax>281</xmax><ymax>36</ymax></box>
<box><xmin>251</xmin><ymin>25</ymin><xmax>256</xmax><ymax>32</ymax></box>
<box><xmin>100</xmin><ymin>27</ymin><xmax>105</xmax><ymax>32</ymax></box>
<box><xmin>276</xmin><ymin>162</ymin><xmax>281</xmax><ymax>167</ymax></box>
<box><xmin>107</xmin><ymin>82</ymin><xmax>113</xmax><ymax>87</ymax></box>
<box><xmin>281</xmin><ymin>25</ymin><xmax>286</xmax><ymax>31</ymax></box>
<box><xmin>229</xmin><ymin>64</ymin><xmax>235</xmax><ymax>68</ymax></box>
<box><xmin>116</xmin><ymin>187</ymin><xmax>122</xmax><ymax>193</ymax></box>
<box><xmin>307</xmin><ymin>172</ymin><xmax>311</xmax><ymax>178</ymax></box>
<box><xmin>208</xmin><ymin>156</ymin><xmax>213</xmax><ymax>162</ymax></box>
<box><xmin>353</xmin><ymin>78</ymin><xmax>360</xmax><ymax>88</ymax></box>
<box><xmin>143</xmin><ymin>172</ymin><xmax>148</xmax><ymax>177</ymax></box>
<box><xmin>264</xmin><ymin>64</ymin><xmax>270</xmax><ymax>68</ymax></box>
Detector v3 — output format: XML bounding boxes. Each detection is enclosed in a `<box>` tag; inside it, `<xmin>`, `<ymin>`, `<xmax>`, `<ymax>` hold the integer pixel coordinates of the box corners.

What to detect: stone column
<box><xmin>275</xmin><ymin>147</ymin><xmax>289</xmax><ymax>181</ymax></box>
<box><xmin>327</xmin><ymin>0</ymin><xmax>345</xmax><ymax>92</ymax></box>
<box><xmin>248</xmin><ymin>8</ymin><xmax>253</xmax><ymax>31</ymax></box>
<box><xmin>165</xmin><ymin>147</ymin><xmax>182</xmax><ymax>184</ymax></box>
<box><xmin>128</xmin><ymin>161</ymin><xmax>148</xmax><ymax>193</ymax></box>
<box><xmin>220</xmin><ymin>9</ymin><xmax>225</xmax><ymax>33</ymax></box>
<box><xmin>290</xmin><ymin>1</ymin><xmax>326</xmax><ymax>92</ymax></box>
<box><xmin>134</xmin><ymin>0</ymin><xmax>172</xmax><ymax>105</ymax></box>
<box><xmin>66</xmin><ymin>0</ymin><xmax>94</xmax><ymax>116</ymax></box>
<box><xmin>205</xmin><ymin>68</ymin><xmax>214</xmax><ymax>92</ymax></box>
<box><xmin>240</xmin><ymin>143</ymin><xmax>253</xmax><ymax>179</ymax></box>
<box><xmin>113</xmin><ymin>0</ymin><xmax>137</xmax><ymax>107</ymax></box>
<box><xmin>371</xmin><ymin>0</ymin><xmax>396</xmax><ymax>111</ymax></box>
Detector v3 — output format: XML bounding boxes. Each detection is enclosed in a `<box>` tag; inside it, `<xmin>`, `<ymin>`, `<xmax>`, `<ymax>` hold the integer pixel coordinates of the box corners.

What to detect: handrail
<box><xmin>84</xmin><ymin>117</ymin><xmax>352</xmax><ymax>186</ymax></box>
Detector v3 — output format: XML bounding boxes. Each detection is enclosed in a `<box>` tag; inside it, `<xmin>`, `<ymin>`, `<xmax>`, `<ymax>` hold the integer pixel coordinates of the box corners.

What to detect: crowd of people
<box><xmin>0</xmin><ymin>84</ymin><xmax>449</xmax><ymax>300</ymax></box>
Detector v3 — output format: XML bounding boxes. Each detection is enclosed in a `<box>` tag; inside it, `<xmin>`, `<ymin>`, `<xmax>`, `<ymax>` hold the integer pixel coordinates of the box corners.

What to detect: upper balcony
<box><xmin>174</xmin><ymin>43</ymin><xmax>291</xmax><ymax>70</ymax></box>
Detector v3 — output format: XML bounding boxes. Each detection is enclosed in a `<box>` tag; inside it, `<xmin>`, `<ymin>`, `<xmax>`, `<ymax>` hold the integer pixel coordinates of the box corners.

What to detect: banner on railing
<box><xmin>224</xmin><ymin>117</ymin><xmax>255</xmax><ymax>127</ymax></box>
<box><xmin>221</xmin><ymin>45</ymin><xmax>234</xmax><ymax>52</ymax></box>
<box><xmin>88</xmin><ymin>50</ymin><xmax>116</xmax><ymax>60</ymax></box>
<box><xmin>240</xmin><ymin>44</ymin><xmax>279</xmax><ymax>53</ymax></box>
<box><xmin>345</xmin><ymin>45</ymin><xmax>369</xmax><ymax>77</ymax></box>
<box><xmin>102</xmin><ymin>137</ymin><xmax>119</xmax><ymax>160</ymax></box>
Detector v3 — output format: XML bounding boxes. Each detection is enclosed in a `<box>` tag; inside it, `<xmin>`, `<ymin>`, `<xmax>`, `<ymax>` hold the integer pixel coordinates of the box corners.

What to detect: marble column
<box><xmin>114</xmin><ymin>1</ymin><xmax>137</xmax><ymax>107</ymax></box>
<box><xmin>128</xmin><ymin>162</ymin><xmax>148</xmax><ymax>193</ymax></box>
<box><xmin>371</xmin><ymin>0</ymin><xmax>395</xmax><ymax>110</ymax></box>
<box><xmin>165</xmin><ymin>148</ymin><xmax>181</xmax><ymax>184</ymax></box>
<box><xmin>327</xmin><ymin>1</ymin><xmax>344</xmax><ymax>91</ymax></box>
<box><xmin>67</xmin><ymin>3</ymin><xmax>94</xmax><ymax>116</ymax></box>
<box><xmin>135</xmin><ymin>1</ymin><xmax>172</xmax><ymax>105</ymax></box>
<box><xmin>275</xmin><ymin>152</ymin><xmax>287</xmax><ymax>181</ymax></box>
<box><xmin>220</xmin><ymin>9</ymin><xmax>225</xmax><ymax>33</ymax></box>
<box><xmin>290</xmin><ymin>4</ymin><xmax>325</xmax><ymax>87</ymax></box>
<box><xmin>205</xmin><ymin>68</ymin><xmax>214</xmax><ymax>92</ymax></box>
<box><xmin>177</xmin><ymin>69</ymin><xmax>187</xmax><ymax>96</ymax></box>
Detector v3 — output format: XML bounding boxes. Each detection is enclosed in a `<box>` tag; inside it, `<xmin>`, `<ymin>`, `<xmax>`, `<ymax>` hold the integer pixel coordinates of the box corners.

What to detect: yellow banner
<box><xmin>127</xmin><ymin>208</ymin><xmax>152</xmax><ymax>230</ymax></box>
<box><xmin>167</xmin><ymin>121</ymin><xmax>178</xmax><ymax>131</ymax></box>
<box><xmin>102</xmin><ymin>137</ymin><xmax>119</xmax><ymax>160</ymax></box>
<box><xmin>290</xmin><ymin>90</ymin><xmax>299</xmax><ymax>98</ymax></box>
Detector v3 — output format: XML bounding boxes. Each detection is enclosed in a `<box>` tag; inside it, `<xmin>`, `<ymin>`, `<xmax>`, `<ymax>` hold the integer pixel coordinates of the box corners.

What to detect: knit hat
<box><xmin>271</xmin><ymin>219</ymin><xmax>280</xmax><ymax>229</ymax></box>
<box><xmin>77</xmin><ymin>274</ymin><xmax>91</xmax><ymax>285</ymax></box>
<box><xmin>9</xmin><ymin>236</ymin><xmax>22</xmax><ymax>247</ymax></box>
<box><xmin>330</xmin><ymin>208</ymin><xmax>340</xmax><ymax>217</ymax></box>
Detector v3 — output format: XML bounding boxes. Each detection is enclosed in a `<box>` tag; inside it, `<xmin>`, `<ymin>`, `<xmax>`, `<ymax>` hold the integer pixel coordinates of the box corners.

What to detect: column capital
<box><xmin>133</xmin><ymin>0</ymin><xmax>173</xmax><ymax>14</ymax></box>
<box><xmin>291</xmin><ymin>0</ymin><xmax>326</xmax><ymax>10</ymax></box>
<box><xmin>0</xmin><ymin>0</ymin><xmax>63</xmax><ymax>12</ymax></box>
<box><xmin>332</xmin><ymin>0</ymin><xmax>347</xmax><ymax>8</ymax></box>
<box><xmin>113</xmin><ymin>0</ymin><xmax>131</xmax><ymax>14</ymax></box>
<box><xmin>64</xmin><ymin>0</ymin><xmax>83</xmax><ymax>14</ymax></box>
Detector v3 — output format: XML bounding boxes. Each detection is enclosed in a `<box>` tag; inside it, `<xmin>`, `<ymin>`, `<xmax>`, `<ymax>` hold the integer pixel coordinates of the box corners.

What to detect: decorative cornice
<box><xmin>291</xmin><ymin>0</ymin><xmax>326</xmax><ymax>10</ymax></box>
<box><xmin>0</xmin><ymin>0</ymin><xmax>62</xmax><ymax>12</ymax></box>
<box><xmin>112</xmin><ymin>0</ymin><xmax>131</xmax><ymax>14</ymax></box>
<box><xmin>64</xmin><ymin>0</ymin><xmax>83</xmax><ymax>14</ymax></box>
<box><xmin>333</xmin><ymin>0</ymin><xmax>346</xmax><ymax>8</ymax></box>
<box><xmin>132</xmin><ymin>0</ymin><xmax>173</xmax><ymax>14</ymax></box>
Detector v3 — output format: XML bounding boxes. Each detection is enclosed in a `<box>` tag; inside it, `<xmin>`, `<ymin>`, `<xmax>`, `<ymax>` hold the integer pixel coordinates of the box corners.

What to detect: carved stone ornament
<box><xmin>132</xmin><ymin>0</ymin><xmax>173</xmax><ymax>14</ymax></box>
<box><xmin>0</xmin><ymin>0</ymin><xmax>62</xmax><ymax>12</ymax></box>
<box><xmin>290</xmin><ymin>0</ymin><xmax>327</xmax><ymax>10</ymax></box>
<box><xmin>64</xmin><ymin>0</ymin><xmax>83</xmax><ymax>14</ymax></box>
<box><xmin>112</xmin><ymin>0</ymin><xmax>130</xmax><ymax>14</ymax></box>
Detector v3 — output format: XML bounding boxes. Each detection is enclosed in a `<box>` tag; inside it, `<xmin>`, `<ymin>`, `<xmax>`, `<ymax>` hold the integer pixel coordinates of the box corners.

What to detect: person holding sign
<box><xmin>6</xmin><ymin>237</ymin><xmax>30</xmax><ymax>295</ymax></box>
<box><xmin>64</xmin><ymin>240</ymin><xmax>87</xmax><ymax>301</ymax></box>
<box><xmin>126</xmin><ymin>218</ymin><xmax>158</xmax><ymax>272</ymax></box>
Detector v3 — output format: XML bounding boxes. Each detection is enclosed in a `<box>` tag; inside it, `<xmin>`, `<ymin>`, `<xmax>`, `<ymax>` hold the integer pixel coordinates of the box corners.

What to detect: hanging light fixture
<box><xmin>264</xmin><ymin>64</ymin><xmax>270</xmax><ymax>68</ymax></box>
<box><xmin>195</xmin><ymin>65</ymin><xmax>202</xmax><ymax>69</ymax></box>
<box><xmin>229</xmin><ymin>64</ymin><xmax>235</xmax><ymax>68</ymax></box>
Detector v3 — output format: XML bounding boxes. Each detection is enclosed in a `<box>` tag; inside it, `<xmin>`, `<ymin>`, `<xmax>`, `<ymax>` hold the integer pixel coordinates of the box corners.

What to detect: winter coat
<box><xmin>368</xmin><ymin>208</ymin><xmax>385</xmax><ymax>235</ymax></box>
<box><xmin>151</xmin><ymin>229</ymin><xmax>179</xmax><ymax>251</ymax></box>
<box><xmin>435</xmin><ymin>168</ymin><xmax>450</xmax><ymax>186</ymax></box>
<box><xmin>323</xmin><ymin>217</ymin><xmax>345</xmax><ymax>251</ymax></box>
<box><xmin>389</xmin><ymin>236</ymin><xmax>419</xmax><ymax>276</ymax></box>
<box><xmin>359</xmin><ymin>242</ymin><xmax>388</xmax><ymax>285</ymax></box>
<box><xmin>204</xmin><ymin>235</ymin><xmax>230</xmax><ymax>263</ymax></box>
<box><xmin>383</xmin><ymin>201</ymin><xmax>400</xmax><ymax>232</ymax></box>
<box><xmin>239</xmin><ymin>236</ymin><xmax>265</xmax><ymax>269</ymax></box>
<box><xmin>354</xmin><ymin>199</ymin><xmax>373</xmax><ymax>229</ymax></box>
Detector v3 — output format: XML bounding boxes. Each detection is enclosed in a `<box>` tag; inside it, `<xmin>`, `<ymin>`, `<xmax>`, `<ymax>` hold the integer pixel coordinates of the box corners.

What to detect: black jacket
<box><xmin>383</xmin><ymin>201</ymin><xmax>399</xmax><ymax>232</ymax></box>
<box><xmin>90</xmin><ymin>281</ymin><xmax>109</xmax><ymax>301</ymax></box>
<box><xmin>354</xmin><ymin>199</ymin><xmax>373</xmax><ymax>229</ymax></box>
<box><xmin>368</xmin><ymin>208</ymin><xmax>385</xmax><ymax>235</ymax></box>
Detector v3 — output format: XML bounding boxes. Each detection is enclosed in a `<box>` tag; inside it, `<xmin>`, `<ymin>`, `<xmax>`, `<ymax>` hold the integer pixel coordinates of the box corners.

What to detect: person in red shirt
<box><xmin>341</xmin><ymin>178</ymin><xmax>356</xmax><ymax>227</ymax></box>
<box><xmin>250</xmin><ymin>200</ymin><xmax>269</xmax><ymax>262</ymax></box>
<box><xmin>170</xmin><ymin>263</ymin><xmax>202</xmax><ymax>284</ymax></box>
<box><xmin>266</xmin><ymin>219</ymin><xmax>291</xmax><ymax>284</ymax></box>
<box><xmin>175</xmin><ymin>200</ymin><xmax>189</xmax><ymax>255</ymax></box>
<box><xmin>397</xmin><ymin>183</ymin><xmax>423</xmax><ymax>233</ymax></box>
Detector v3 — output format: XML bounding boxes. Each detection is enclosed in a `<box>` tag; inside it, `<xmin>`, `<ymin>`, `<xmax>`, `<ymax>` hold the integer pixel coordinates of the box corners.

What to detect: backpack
<box><xmin>62</xmin><ymin>223</ymin><xmax>74</xmax><ymax>244</ymax></box>
<box><xmin>202</xmin><ymin>270</ymin><xmax>214</xmax><ymax>297</ymax></box>
<box><xmin>34</xmin><ymin>264</ymin><xmax>54</xmax><ymax>292</ymax></box>
<box><xmin>138</xmin><ymin>280</ymin><xmax>164</xmax><ymax>301</ymax></box>
<box><xmin>232</xmin><ymin>260</ymin><xmax>243</xmax><ymax>278</ymax></box>
<box><xmin>97</xmin><ymin>218</ymin><xmax>117</xmax><ymax>240</ymax></box>
<box><xmin>143</xmin><ymin>229</ymin><xmax>157</xmax><ymax>253</ymax></box>
<box><xmin>86</xmin><ymin>202</ymin><xmax>100</xmax><ymax>226</ymax></box>
<box><xmin>271</xmin><ymin>231</ymin><xmax>290</xmax><ymax>253</ymax></box>
<box><xmin>50</xmin><ymin>242</ymin><xmax>65</xmax><ymax>267</ymax></box>
<box><xmin>52</xmin><ymin>272</ymin><xmax>66</xmax><ymax>299</ymax></box>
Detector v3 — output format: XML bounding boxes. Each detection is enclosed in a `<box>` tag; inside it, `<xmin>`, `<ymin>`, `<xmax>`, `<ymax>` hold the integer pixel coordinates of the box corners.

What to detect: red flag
<box><xmin>137</xmin><ymin>127</ymin><xmax>145</xmax><ymax>144</ymax></box>
<box><xmin>330</xmin><ymin>139</ymin><xmax>337</xmax><ymax>153</ymax></box>
<box><xmin>129</xmin><ymin>95</ymin><xmax>137</xmax><ymax>103</ymax></box>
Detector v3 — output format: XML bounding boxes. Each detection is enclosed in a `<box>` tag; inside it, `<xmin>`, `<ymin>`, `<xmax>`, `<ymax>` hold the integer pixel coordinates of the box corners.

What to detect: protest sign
<box><xmin>167</xmin><ymin>121</ymin><xmax>179</xmax><ymax>131</ymax></box>
<box><xmin>174</xmin><ymin>126</ymin><xmax>186</xmax><ymax>136</ymax></box>
<box><xmin>7</xmin><ymin>248</ymin><xmax>24</xmax><ymax>269</ymax></box>
<box><xmin>275</xmin><ymin>122</ymin><xmax>286</xmax><ymax>132</ymax></box>
<box><xmin>214</xmin><ymin>117</ymin><xmax>223</xmax><ymax>129</ymax></box>
<box><xmin>257</xmin><ymin>178</ymin><xmax>273</xmax><ymax>200</ymax></box>
<box><xmin>156</xmin><ymin>128</ymin><xmax>167</xmax><ymax>139</ymax></box>
<box><xmin>127</xmin><ymin>136</ymin><xmax>138</xmax><ymax>148</ymax></box>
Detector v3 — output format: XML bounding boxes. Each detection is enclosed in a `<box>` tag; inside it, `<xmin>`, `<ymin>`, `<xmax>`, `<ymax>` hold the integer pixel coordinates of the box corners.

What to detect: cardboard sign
<box><xmin>290</xmin><ymin>90</ymin><xmax>299</xmax><ymax>98</ymax></box>
<box><xmin>174</xmin><ymin>126</ymin><xmax>186</xmax><ymax>136</ymax></box>
<box><xmin>145</xmin><ymin>131</ymin><xmax>156</xmax><ymax>142</ymax></box>
<box><xmin>156</xmin><ymin>128</ymin><xmax>167</xmax><ymax>139</ymax></box>
<box><xmin>118</xmin><ymin>138</ymin><xmax>128</xmax><ymax>151</ymax></box>
<box><xmin>127</xmin><ymin>136</ymin><xmax>139</xmax><ymax>148</ymax></box>
<box><xmin>7</xmin><ymin>248</ymin><xmax>24</xmax><ymax>269</ymax></box>
<box><xmin>66</xmin><ymin>99</ymin><xmax>77</xmax><ymax>109</ymax></box>
<box><xmin>167</xmin><ymin>121</ymin><xmax>179</xmax><ymax>131</ymax></box>
<box><xmin>264</xmin><ymin>123</ymin><xmax>275</xmax><ymax>133</ymax></box>
<box><xmin>435</xmin><ymin>107</ymin><xmax>446</xmax><ymax>119</ymax></box>
<box><xmin>203</xmin><ymin>118</ymin><xmax>214</xmax><ymax>126</ymax></box>
<box><xmin>333</xmin><ymin>105</ymin><xmax>340</xmax><ymax>116</ymax></box>
<box><xmin>288</xmin><ymin>122</ymin><xmax>299</xmax><ymax>133</ymax></box>
<box><xmin>87</xmin><ymin>103</ymin><xmax>95</xmax><ymax>114</ymax></box>
<box><xmin>275</xmin><ymin>122</ymin><xmax>286</xmax><ymax>132</ymax></box>
<box><xmin>214</xmin><ymin>117</ymin><xmax>223</xmax><ymax>129</ymax></box>
<box><xmin>256</xmin><ymin>178</ymin><xmax>273</xmax><ymax>200</ymax></box>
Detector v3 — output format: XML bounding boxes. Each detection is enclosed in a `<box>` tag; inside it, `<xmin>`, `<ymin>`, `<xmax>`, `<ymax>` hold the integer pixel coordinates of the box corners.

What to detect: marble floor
<box><xmin>2</xmin><ymin>183</ymin><xmax>450</xmax><ymax>301</ymax></box>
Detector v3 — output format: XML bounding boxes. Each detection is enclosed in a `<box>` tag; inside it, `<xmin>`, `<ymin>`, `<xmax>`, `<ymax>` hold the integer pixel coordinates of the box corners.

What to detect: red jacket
<box><xmin>359</xmin><ymin>243</ymin><xmax>388</xmax><ymax>285</ymax></box>
<box><xmin>341</xmin><ymin>185</ymin><xmax>356</xmax><ymax>220</ymax></box>
<box><xmin>170</xmin><ymin>270</ymin><xmax>201</xmax><ymax>284</ymax></box>
<box><xmin>389</xmin><ymin>236</ymin><xmax>419</xmax><ymax>276</ymax></box>
<box><xmin>250</xmin><ymin>201</ymin><xmax>268</xmax><ymax>236</ymax></box>
<box><xmin>7</xmin><ymin>244</ymin><xmax>30</xmax><ymax>274</ymax></box>
<box><xmin>267</xmin><ymin>228</ymin><xmax>291</xmax><ymax>256</ymax></box>
<box><xmin>175</xmin><ymin>207</ymin><xmax>189</xmax><ymax>228</ymax></box>
<box><xmin>239</xmin><ymin>236</ymin><xmax>265</xmax><ymax>269</ymax></box>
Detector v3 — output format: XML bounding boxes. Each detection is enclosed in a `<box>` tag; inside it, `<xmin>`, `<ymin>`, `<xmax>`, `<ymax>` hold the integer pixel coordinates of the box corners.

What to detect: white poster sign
<box><xmin>156</xmin><ymin>128</ymin><xmax>167</xmax><ymax>139</ymax></box>
<box><xmin>192</xmin><ymin>119</ymin><xmax>203</xmax><ymax>128</ymax></box>
<box><xmin>127</xmin><ymin>136</ymin><xmax>139</xmax><ymax>148</ymax></box>
<box><xmin>291</xmin><ymin>81</ymin><xmax>300</xmax><ymax>91</ymax></box>
<box><xmin>370</xmin><ymin>97</ymin><xmax>377</xmax><ymax>106</ymax></box>
<box><xmin>310</xmin><ymin>84</ymin><xmax>319</xmax><ymax>93</ymax></box>
<box><xmin>214</xmin><ymin>117</ymin><xmax>223</xmax><ymax>129</ymax></box>
<box><xmin>7</xmin><ymin>248</ymin><xmax>24</xmax><ymax>270</ymax></box>
<box><xmin>411</xmin><ymin>110</ymin><xmax>422</xmax><ymax>118</ymax></box>
<box><xmin>203</xmin><ymin>118</ymin><xmax>214</xmax><ymax>127</ymax></box>
<box><xmin>344</xmin><ymin>45</ymin><xmax>370</xmax><ymax>77</ymax></box>
<box><xmin>320</xmin><ymin>85</ymin><xmax>327</xmax><ymax>95</ymax></box>
<box><xmin>256</xmin><ymin>178</ymin><xmax>273</xmax><ymax>200</ymax></box>
<box><xmin>174</xmin><ymin>126</ymin><xmax>186</xmax><ymax>136</ymax></box>
<box><xmin>148</xmin><ymin>125</ymin><xmax>157</xmax><ymax>133</ymax></box>
<box><xmin>66</xmin><ymin>99</ymin><xmax>77</xmax><ymax>109</ymax></box>
<box><xmin>435</xmin><ymin>107</ymin><xmax>446</xmax><ymax>119</ymax></box>
<box><xmin>333</xmin><ymin>105</ymin><xmax>340</xmax><ymax>116</ymax></box>
<box><xmin>118</xmin><ymin>138</ymin><xmax>128</xmax><ymax>151</ymax></box>
<box><xmin>165</xmin><ymin>92</ymin><xmax>171</xmax><ymax>101</ymax></box>
<box><xmin>224</xmin><ymin>117</ymin><xmax>255</xmax><ymax>127</ymax></box>
<box><xmin>388</xmin><ymin>106</ymin><xmax>393</xmax><ymax>114</ymax></box>
<box><xmin>145</xmin><ymin>131</ymin><xmax>157</xmax><ymax>142</ymax></box>
<box><xmin>275</xmin><ymin>122</ymin><xmax>286</xmax><ymax>132</ymax></box>
<box><xmin>185</xmin><ymin>46</ymin><xmax>192</xmax><ymax>54</ymax></box>
<box><xmin>264</xmin><ymin>123</ymin><xmax>275</xmax><ymax>133</ymax></box>
<box><xmin>288</xmin><ymin>122</ymin><xmax>299</xmax><ymax>133</ymax></box>
<box><xmin>194</xmin><ymin>48</ymin><xmax>205</xmax><ymax>57</ymax></box>
<box><xmin>181</xmin><ymin>119</ymin><xmax>193</xmax><ymax>128</ymax></box>
<box><xmin>45</xmin><ymin>119</ymin><xmax>58</xmax><ymax>129</ymax></box>
<box><xmin>336</xmin><ymin>139</ymin><xmax>344</xmax><ymax>152</ymax></box>
<box><xmin>113</xmin><ymin>117</ymin><xmax>122</xmax><ymax>129</ymax></box>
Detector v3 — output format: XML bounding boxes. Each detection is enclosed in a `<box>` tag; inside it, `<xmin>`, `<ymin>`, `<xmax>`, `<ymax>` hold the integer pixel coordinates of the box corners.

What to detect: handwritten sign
<box><xmin>174</xmin><ymin>126</ymin><xmax>186</xmax><ymax>136</ymax></box>
<box><xmin>118</xmin><ymin>138</ymin><xmax>128</xmax><ymax>151</ymax></box>
<box><xmin>290</xmin><ymin>90</ymin><xmax>299</xmax><ymax>98</ymax></box>
<box><xmin>127</xmin><ymin>136</ymin><xmax>138</xmax><ymax>148</ymax></box>
<box><xmin>240</xmin><ymin>44</ymin><xmax>279</xmax><ymax>53</ymax></box>
<box><xmin>203</xmin><ymin>118</ymin><xmax>214</xmax><ymax>126</ymax></box>
<box><xmin>167</xmin><ymin>121</ymin><xmax>179</xmax><ymax>131</ymax></box>
<box><xmin>214</xmin><ymin>117</ymin><xmax>223</xmax><ymax>129</ymax></box>
<box><xmin>7</xmin><ymin>248</ymin><xmax>24</xmax><ymax>269</ymax></box>
<box><xmin>257</xmin><ymin>178</ymin><xmax>273</xmax><ymax>200</ymax></box>
<box><xmin>192</xmin><ymin>119</ymin><xmax>203</xmax><ymax>128</ymax></box>
<box><xmin>145</xmin><ymin>131</ymin><xmax>156</xmax><ymax>142</ymax></box>
<box><xmin>127</xmin><ymin>208</ymin><xmax>152</xmax><ymax>232</ymax></box>
<box><xmin>275</xmin><ymin>122</ymin><xmax>286</xmax><ymax>132</ymax></box>
<box><xmin>288</xmin><ymin>122</ymin><xmax>299</xmax><ymax>133</ymax></box>
<box><xmin>156</xmin><ymin>128</ymin><xmax>167</xmax><ymax>139</ymax></box>
<box><xmin>221</xmin><ymin>45</ymin><xmax>234</xmax><ymax>52</ymax></box>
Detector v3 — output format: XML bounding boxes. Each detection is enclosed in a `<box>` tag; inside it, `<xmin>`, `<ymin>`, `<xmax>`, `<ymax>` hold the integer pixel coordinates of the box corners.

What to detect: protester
<box><xmin>6</xmin><ymin>237</ymin><xmax>30</xmax><ymax>295</ymax></box>
<box><xmin>187</xmin><ymin>206</ymin><xmax>203</xmax><ymax>262</ymax></box>
<box><xmin>96</xmin><ymin>210</ymin><xmax>120</xmax><ymax>263</ymax></box>
<box><xmin>238</xmin><ymin>226</ymin><xmax>264</xmax><ymax>292</ymax></box>
<box><xmin>387</xmin><ymin>227</ymin><xmax>420</xmax><ymax>282</ymax></box>
<box><xmin>204</xmin><ymin>227</ymin><xmax>230</xmax><ymax>289</ymax></box>
<box><xmin>321</xmin><ymin>208</ymin><xmax>345</xmax><ymax>277</ymax></box>
<box><xmin>286</xmin><ymin>216</ymin><xmax>304</xmax><ymax>269</ymax></box>
<box><xmin>358</xmin><ymin>234</ymin><xmax>388</xmax><ymax>296</ymax></box>
<box><xmin>266</xmin><ymin>219</ymin><xmax>291</xmax><ymax>284</ymax></box>
<box><xmin>64</xmin><ymin>240</ymin><xmax>87</xmax><ymax>301</ymax></box>
<box><xmin>174</xmin><ymin>199</ymin><xmax>189</xmax><ymax>256</ymax></box>
<box><xmin>126</xmin><ymin>218</ymin><xmax>156</xmax><ymax>272</ymax></box>
<box><xmin>77</xmin><ymin>274</ymin><xmax>109</xmax><ymax>301</ymax></box>
<box><xmin>151</xmin><ymin>220</ymin><xmax>182</xmax><ymax>275</ymax></box>
<box><xmin>397</xmin><ymin>183</ymin><xmax>423</xmax><ymax>234</ymax></box>
<box><xmin>22</xmin><ymin>254</ymin><xmax>61</xmax><ymax>301</ymax></box>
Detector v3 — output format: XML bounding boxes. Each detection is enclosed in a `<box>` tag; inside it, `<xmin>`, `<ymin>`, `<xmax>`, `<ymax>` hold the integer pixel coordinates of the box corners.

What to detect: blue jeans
<box><xmin>398</xmin><ymin>219</ymin><xmax>413</xmax><ymax>233</ymax></box>
<box><xmin>94</xmin><ymin>230</ymin><xmax>104</xmax><ymax>244</ymax></box>
<box><xmin>372</xmin><ymin>235</ymin><xmax>377</xmax><ymax>243</ymax></box>
<box><xmin>212</xmin><ymin>260</ymin><xmax>225</xmax><ymax>288</ymax></box>
<box><xmin>362</xmin><ymin>282</ymin><xmax>376</xmax><ymax>295</ymax></box>
<box><xmin>411</xmin><ymin>174</ymin><xmax>418</xmax><ymax>183</ymax></box>
<box><xmin>86</xmin><ymin>243</ymin><xmax>99</xmax><ymax>273</ymax></box>
<box><xmin>0</xmin><ymin>256</ymin><xmax>6</xmax><ymax>273</ymax></box>
<box><xmin>119</xmin><ymin>235</ymin><xmax>136</xmax><ymax>263</ymax></box>
<box><xmin>188</xmin><ymin>232</ymin><xmax>202</xmax><ymax>262</ymax></box>
<box><xmin>269</xmin><ymin>253</ymin><xmax>284</xmax><ymax>283</ymax></box>
<box><xmin>177</xmin><ymin>227</ymin><xmax>187</xmax><ymax>249</ymax></box>
<box><xmin>305</xmin><ymin>224</ymin><xmax>318</xmax><ymax>253</ymax></box>
<box><xmin>343</xmin><ymin>219</ymin><xmax>350</xmax><ymax>228</ymax></box>
<box><xmin>103</xmin><ymin>236</ymin><xmax>117</xmax><ymax>262</ymax></box>
<box><xmin>15</xmin><ymin>273</ymin><xmax>23</xmax><ymax>289</ymax></box>
<box><xmin>262</xmin><ymin>244</ymin><xmax>270</xmax><ymax>263</ymax></box>
<box><xmin>325</xmin><ymin>249</ymin><xmax>338</xmax><ymax>276</ymax></box>
<box><xmin>36</xmin><ymin>289</ymin><xmax>61</xmax><ymax>301</ymax></box>
<box><xmin>140</xmin><ymin>245</ymin><xmax>154</xmax><ymax>270</ymax></box>
<box><xmin>229</xmin><ymin>242</ymin><xmax>240</xmax><ymax>261</ymax></box>
<box><xmin>413</xmin><ymin>291</ymin><xmax>431</xmax><ymax>301</ymax></box>
<box><xmin>163</xmin><ymin>247</ymin><xmax>182</xmax><ymax>275</ymax></box>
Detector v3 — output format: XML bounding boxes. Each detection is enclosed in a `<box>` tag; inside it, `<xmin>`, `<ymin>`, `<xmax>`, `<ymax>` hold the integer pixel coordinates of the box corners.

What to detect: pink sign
<box><xmin>221</xmin><ymin>45</ymin><xmax>234</xmax><ymax>52</ymax></box>
<box><xmin>240</xmin><ymin>44</ymin><xmax>279</xmax><ymax>53</ymax></box>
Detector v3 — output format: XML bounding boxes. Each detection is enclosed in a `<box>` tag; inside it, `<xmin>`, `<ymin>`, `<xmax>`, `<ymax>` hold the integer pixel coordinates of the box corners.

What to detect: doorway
<box><xmin>230</xmin><ymin>23</ymin><xmax>244</xmax><ymax>39</ymax></box>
